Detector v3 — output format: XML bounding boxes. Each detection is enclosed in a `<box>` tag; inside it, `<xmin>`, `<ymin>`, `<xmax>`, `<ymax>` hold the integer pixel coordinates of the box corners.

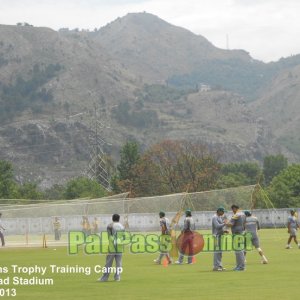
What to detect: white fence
<box><xmin>2</xmin><ymin>208</ymin><xmax>296</xmax><ymax>235</ymax></box>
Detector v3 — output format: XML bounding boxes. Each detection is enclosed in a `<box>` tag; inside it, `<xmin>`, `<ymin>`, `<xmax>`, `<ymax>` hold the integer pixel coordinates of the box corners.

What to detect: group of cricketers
<box><xmin>155</xmin><ymin>204</ymin><xmax>269</xmax><ymax>271</ymax></box>
<box><xmin>98</xmin><ymin>206</ymin><xmax>299</xmax><ymax>281</ymax></box>
<box><xmin>211</xmin><ymin>204</ymin><xmax>268</xmax><ymax>271</ymax></box>
<box><xmin>0</xmin><ymin>202</ymin><xmax>298</xmax><ymax>283</ymax></box>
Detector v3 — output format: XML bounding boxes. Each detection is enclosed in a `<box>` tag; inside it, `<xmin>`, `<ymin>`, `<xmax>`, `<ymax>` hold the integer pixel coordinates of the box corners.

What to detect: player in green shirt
<box><xmin>244</xmin><ymin>211</ymin><xmax>268</xmax><ymax>264</ymax></box>
<box><xmin>154</xmin><ymin>211</ymin><xmax>172</xmax><ymax>264</ymax></box>
<box><xmin>286</xmin><ymin>209</ymin><xmax>300</xmax><ymax>249</ymax></box>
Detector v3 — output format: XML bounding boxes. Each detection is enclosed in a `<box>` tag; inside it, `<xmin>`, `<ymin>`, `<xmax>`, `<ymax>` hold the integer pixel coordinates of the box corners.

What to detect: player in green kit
<box><xmin>244</xmin><ymin>211</ymin><xmax>268</xmax><ymax>264</ymax></box>
<box><xmin>226</xmin><ymin>204</ymin><xmax>246</xmax><ymax>271</ymax></box>
<box><xmin>98</xmin><ymin>214</ymin><xmax>124</xmax><ymax>282</ymax></box>
<box><xmin>286</xmin><ymin>209</ymin><xmax>300</xmax><ymax>249</ymax></box>
<box><xmin>154</xmin><ymin>211</ymin><xmax>172</xmax><ymax>264</ymax></box>
<box><xmin>175</xmin><ymin>209</ymin><xmax>196</xmax><ymax>264</ymax></box>
<box><xmin>0</xmin><ymin>213</ymin><xmax>5</xmax><ymax>247</ymax></box>
<box><xmin>53</xmin><ymin>217</ymin><xmax>61</xmax><ymax>241</ymax></box>
<box><xmin>212</xmin><ymin>207</ymin><xmax>227</xmax><ymax>271</ymax></box>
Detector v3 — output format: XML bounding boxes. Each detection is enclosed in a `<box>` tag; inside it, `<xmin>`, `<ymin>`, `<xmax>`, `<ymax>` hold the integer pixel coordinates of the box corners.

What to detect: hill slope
<box><xmin>0</xmin><ymin>14</ymin><xmax>300</xmax><ymax>187</ymax></box>
<box><xmin>93</xmin><ymin>13</ymin><xmax>275</xmax><ymax>100</ymax></box>
<box><xmin>253</xmin><ymin>62</ymin><xmax>300</xmax><ymax>157</ymax></box>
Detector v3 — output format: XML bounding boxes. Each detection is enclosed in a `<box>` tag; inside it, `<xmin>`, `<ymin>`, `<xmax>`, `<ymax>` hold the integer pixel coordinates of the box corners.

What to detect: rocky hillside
<box><xmin>92</xmin><ymin>13</ymin><xmax>251</xmax><ymax>81</ymax></box>
<box><xmin>92</xmin><ymin>13</ymin><xmax>270</xmax><ymax>100</ymax></box>
<box><xmin>253</xmin><ymin>61</ymin><xmax>300</xmax><ymax>158</ymax></box>
<box><xmin>0</xmin><ymin>13</ymin><xmax>300</xmax><ymax>187</ymax></box>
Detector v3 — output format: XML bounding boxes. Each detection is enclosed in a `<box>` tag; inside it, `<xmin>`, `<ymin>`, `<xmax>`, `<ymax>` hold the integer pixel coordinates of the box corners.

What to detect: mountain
<box><xmin>93</xmin><ymin>12</ymin><xmax>278</xmax><ymax>101</ymax></box>
<box><xmin>0</xmin><ymin>13</ymin><xmax>300</xmax><ymax>187</ymax></box>
<box><xmin>0</xmin><ymin>23</ymin><xmax>138</xmax><ymax>107</ymax></box>
<box><xmin>92</xmin><ymin>13</ymin><xmax>251</xmax><ymax>81</ymax></box>
<box><xmin>253</xmin><ymin>60</ymin><xmax>300</xmax><ymax>158</ymax></box>
<box><xmin>0</xmin><ymin>23</ymin><xmax>140</xmax><ymax>187</ymax></box>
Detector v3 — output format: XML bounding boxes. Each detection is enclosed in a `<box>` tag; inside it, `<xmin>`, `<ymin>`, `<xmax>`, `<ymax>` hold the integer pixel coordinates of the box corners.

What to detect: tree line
<box><xmin>111</xmin><ymin>140</ymin><xmax>298</xmax><ymax>209</ymax></box>
<box><xmin>0</xmin><ymin>160</ymin><xmax>107</xmax><ymax>203</ymax></box>
<box><xmin>0</xmin><ymin>139</ymin><xmax>299</xmax><ymax>208</ymax></box>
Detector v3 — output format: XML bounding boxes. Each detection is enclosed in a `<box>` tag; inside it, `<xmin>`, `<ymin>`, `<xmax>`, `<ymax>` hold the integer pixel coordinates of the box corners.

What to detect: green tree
<box><xmin>219</xmin><ymin>162</ymin><xmax>261</xmax><ymax>187</ymax></box>
<box><xmin>117</xmin><ymin>141</ymin><xmax>140</xmax><ymax>181</ymax></box>
<box><xmin>112</xmin><ymin>141</ymin><xmax>140</xmax><ymax>194</ymax></box>
<box><xmin>63</xmin><ymin>177</ymin><xmax>107</xmax><ymax>199</ymax></box>
<box><xmin>0</xmin><ymin>160</ymin><xmax>19</xmax><ymax>199</ymax></box>
<box><xmin>18</xmin><ymin>182</ymin><xmax>44</xmax><ymax>200</ymax></box>
<box><xmin>263</xmin><ymin>154</ymin><xmax>288</xmax><ymax>185</ymax></box>
<box><xmin>44</xmin><ymin>184</ymin><xmax>65</xmax><ymax>200</ymax></box>
<box><xmin>268</xmin><ymin>164</ymin><xmax>300</xmax><ymax>208</ymax></box>
<box><xmin>110</xmin><ymin>174</ymin><xmax>121</xmax><ymax>194</ymax></box>
<box><xmin>217</xmin><ymin>173</ymin><xmax>250</xmax><ymax>189</ymax></box>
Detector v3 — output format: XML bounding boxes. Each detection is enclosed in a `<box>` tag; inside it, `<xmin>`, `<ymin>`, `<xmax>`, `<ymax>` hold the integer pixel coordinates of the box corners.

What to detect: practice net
<box><xmin>0</xmin><ymin>185</ymin><xmax>288</xmax><ymax>247</ymax></box>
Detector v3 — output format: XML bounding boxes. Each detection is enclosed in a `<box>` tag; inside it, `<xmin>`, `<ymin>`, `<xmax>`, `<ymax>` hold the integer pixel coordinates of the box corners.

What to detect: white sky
<box><xmin>0</xmin><ymin>0</ymin><xmax>299</xmax><ymax>62</ymax></box>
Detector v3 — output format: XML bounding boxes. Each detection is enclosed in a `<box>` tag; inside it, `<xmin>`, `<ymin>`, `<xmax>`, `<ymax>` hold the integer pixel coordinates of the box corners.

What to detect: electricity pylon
<box><xmin>86</xmin><ymin>104</ymin><xmax>111</xmax><ymax>191</ymax></box>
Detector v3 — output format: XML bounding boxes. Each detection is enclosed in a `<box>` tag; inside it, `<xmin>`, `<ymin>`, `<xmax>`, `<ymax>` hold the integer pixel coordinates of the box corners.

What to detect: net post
<box><xmin>25</xmin><ymin>220</ymin><xmax>29</xmax><ymax>246</ymax></box>
<box><xmin>42</xmin><ymin>234</ymin><xmax>47</xmax><ymax>248</ymax></box>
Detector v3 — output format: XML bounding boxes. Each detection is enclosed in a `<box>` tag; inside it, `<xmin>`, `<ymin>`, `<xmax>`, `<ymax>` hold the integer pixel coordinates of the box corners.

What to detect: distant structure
<box><xmin>200</xmin><ymin>84</ymin><xmax>211</xmax><ymax>92</ymax></box>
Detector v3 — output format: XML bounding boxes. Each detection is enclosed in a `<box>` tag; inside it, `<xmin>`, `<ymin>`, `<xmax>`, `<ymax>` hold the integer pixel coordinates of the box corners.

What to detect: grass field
<box><xmin>1</xmin><ymin>229</ymin><xmax>299</xmax><ymax>300</ymax></box>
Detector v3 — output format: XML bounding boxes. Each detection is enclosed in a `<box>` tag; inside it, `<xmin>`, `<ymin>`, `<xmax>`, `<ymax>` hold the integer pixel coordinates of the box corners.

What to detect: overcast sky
<box><xmin>0</xmin><ymin>0</ymin><xmax>299</xmax><ymax>62</ymax></box>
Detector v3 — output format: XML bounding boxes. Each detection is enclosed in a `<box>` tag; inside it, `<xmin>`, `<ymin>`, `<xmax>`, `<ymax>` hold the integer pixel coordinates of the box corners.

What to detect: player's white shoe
<box><xmin>286</xmin><ymin>245</ymin><xmax>292</xmax><ymax>249</ymax></box>
<box><xmin>153</xmin><ymin>259</ymin><xmax>160</xmax><ymax>264</ymax></box>
<box><xmin>262</xmin><ymin>259</ymin><xmax>268</xmax><ymax>264</ymax></box>
<box><xmin>213</xmin><ymin>267</ymin><xmax>226</xmax><ymax>271</ymax></box>
<box><xmin>175</xmin><ymin>261</ymin><xmax>182</xmax><ymax>265</ymax></box>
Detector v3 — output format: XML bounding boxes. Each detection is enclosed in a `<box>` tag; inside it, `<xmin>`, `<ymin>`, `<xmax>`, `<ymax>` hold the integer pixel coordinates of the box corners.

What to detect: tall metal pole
<box><xmin>86</xmin><ymin>103</ymin><xmax>111</xmax><ymax>191</ymax></box>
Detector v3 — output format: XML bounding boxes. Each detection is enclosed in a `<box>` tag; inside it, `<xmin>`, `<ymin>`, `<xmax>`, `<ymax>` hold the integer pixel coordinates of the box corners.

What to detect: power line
<box><xmin>0</xmin><ymin>142</ymin><xmax>64</xmax><ymax>151</ymax></box>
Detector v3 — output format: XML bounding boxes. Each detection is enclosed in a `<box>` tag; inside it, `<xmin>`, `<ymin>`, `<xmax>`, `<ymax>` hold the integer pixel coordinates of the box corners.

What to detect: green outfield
<box><xmin>0</xmin><ymin>228</ymin><xmax>299</xmax><ymax>300</ymax></box>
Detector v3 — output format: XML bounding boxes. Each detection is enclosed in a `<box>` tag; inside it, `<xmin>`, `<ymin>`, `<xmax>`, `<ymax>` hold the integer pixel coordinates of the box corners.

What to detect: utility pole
<box><xmin>86</xmin><ymin>104</ymin><xmax>111</xmax><ymax>191</ymax></box>
<box><xmin>226</xmin><ymin>34</ymin><xmax>229</xmax><ymax>50</ymax></box>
